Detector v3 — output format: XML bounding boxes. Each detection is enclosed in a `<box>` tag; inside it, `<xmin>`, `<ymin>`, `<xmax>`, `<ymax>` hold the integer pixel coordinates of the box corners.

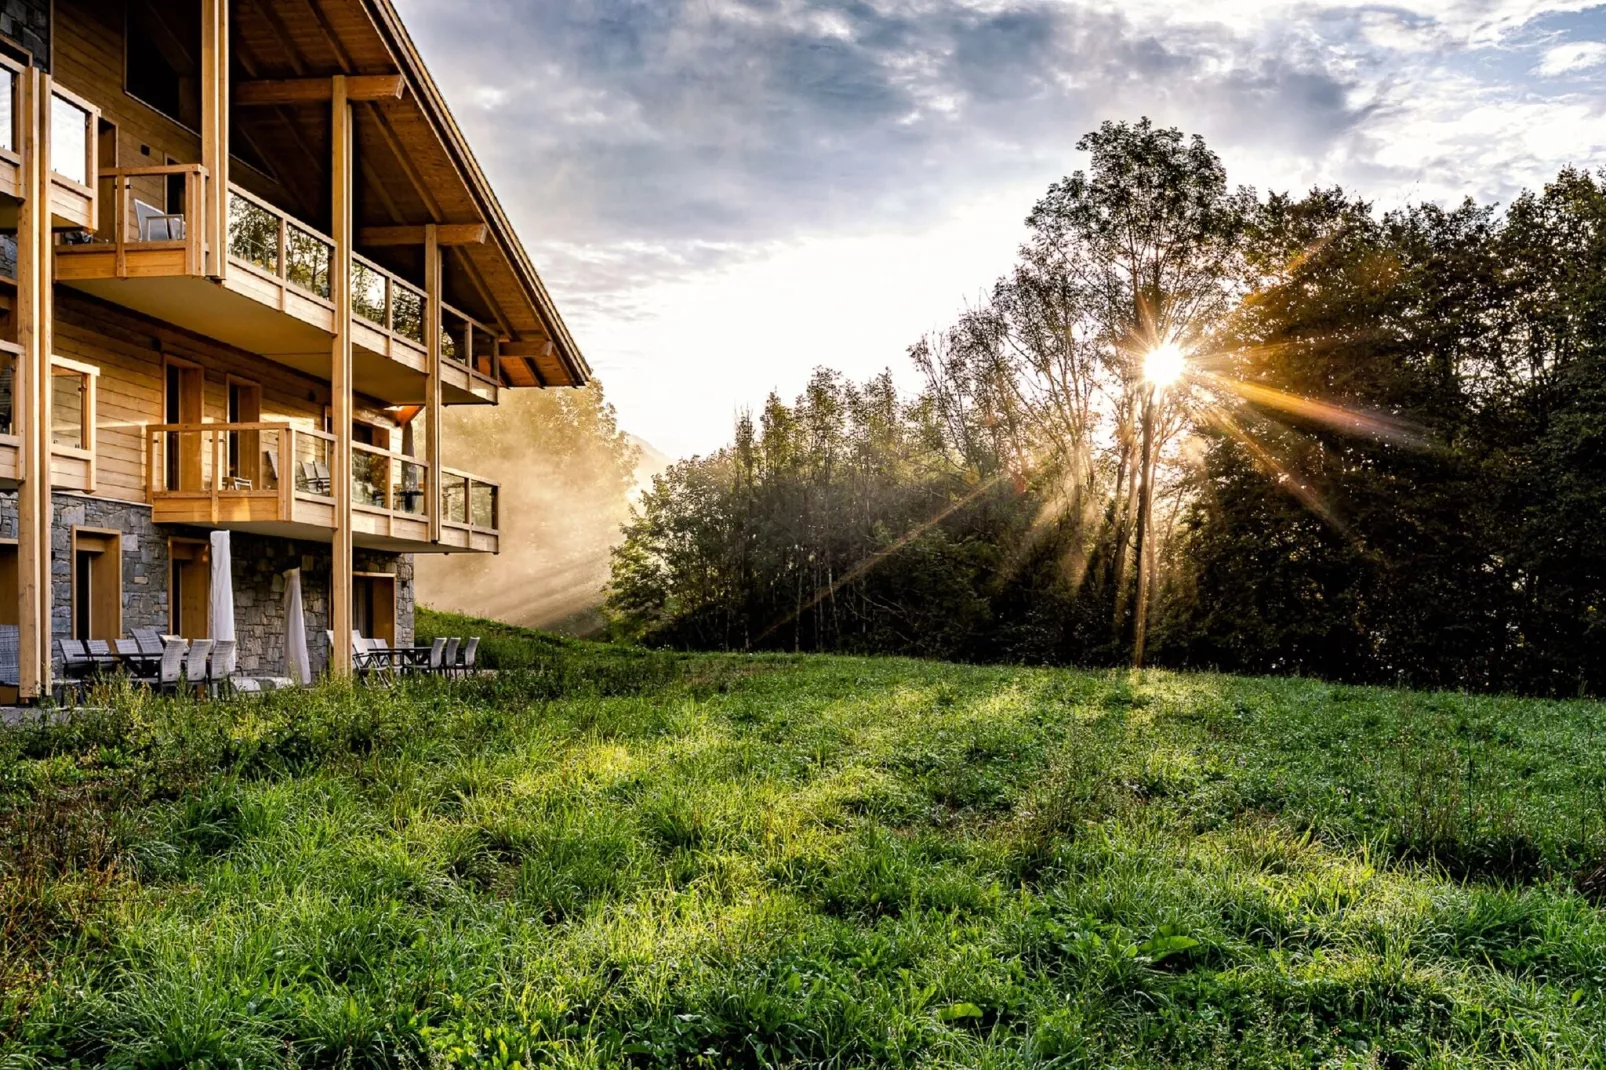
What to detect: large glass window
<box><xmin>126</xmin><ymin>0</ymin><xmax>201</xmax><ymax>129</ymax></box>
<box><xmin>0</xmin><ymin>68</ymin><xmax>15</xmax><ymax>155</ymax></box>
<box><xmin>52</xmin><ymin>367</ymin><xmax>87</xmax><ymax>450</ymax></box>
<box><xmin>51</xmin><ymin>95</ymin><xmax>90</xmax><ymax>186</ymax></box>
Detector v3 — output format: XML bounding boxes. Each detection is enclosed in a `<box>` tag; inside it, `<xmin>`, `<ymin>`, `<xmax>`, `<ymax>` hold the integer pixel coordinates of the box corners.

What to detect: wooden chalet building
<box><xmin>0</xmin><ymin>0</ymin><xmax>588</xmax><ymax>700</ymax></box>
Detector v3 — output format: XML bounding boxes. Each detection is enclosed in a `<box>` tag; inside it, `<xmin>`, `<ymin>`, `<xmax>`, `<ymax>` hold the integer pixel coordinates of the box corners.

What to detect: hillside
<box><xmin>4</xmin><ymin>613</ymin><xmax>1606</xmax><ymax>1066</ymax></box>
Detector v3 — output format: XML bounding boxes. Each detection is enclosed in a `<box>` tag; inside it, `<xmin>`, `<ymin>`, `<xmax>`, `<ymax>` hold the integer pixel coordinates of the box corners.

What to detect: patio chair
<box><xmin>351</xmin><ymin>634</ymin><xmax>374</xmax><ymax>677</ymax></box>
<box><xmin>86</xmin><ymin>639</ymin><xmax>119</xmax><ymax>674</ymax></box>
<box><xmin>133</xmin><ymin>628</ymin><xmax>164</xmax><ymax>657</ymax></box>
<box><xmin>301</xmin><ymin>461</ymin><xmax>331</xmax><ymax>495</ymax></box>
<box><xmin>425</xmin><ymin>637</ymin><xmax>446</xmax><ymax>675</ymax></box>
<box><xmin>158</xmin><ymin>639</ymin><xmax>188</xmax><ymax>695</ymax></box>
<box><xmin>459</xmin><ymin>637</ymin><xmax>480</xmax><ymax>678</ymax></box>
<box><xmin>185</xmin><ymin>639</ymin><xmax>213</xmax><ymax>697</ymax></box>
<box><xmin>441</xmin><ymin>637</ymin><xmax>460</xmax><ymax>677</ymax></box>
<box><xmin>57</xmin><ymin>639</ymin><xmax>95</xmax><ymax>700</ymax></box>
<box><xmin>209</xmin><ymin>639</ymin><xmax>237</xmax><ymax>698</ymax></box>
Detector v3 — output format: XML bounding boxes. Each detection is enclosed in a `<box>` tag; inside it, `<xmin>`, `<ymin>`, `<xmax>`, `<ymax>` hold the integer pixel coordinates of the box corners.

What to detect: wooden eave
<box><xmin>230</xmin><ymin>0</ymin><xmax>589</xmax><ymax>389</ymax></box>
<box><xmin>364</xmin><ymin>0</ymin><xmax>588</xmax><ymax>389</ymax></box>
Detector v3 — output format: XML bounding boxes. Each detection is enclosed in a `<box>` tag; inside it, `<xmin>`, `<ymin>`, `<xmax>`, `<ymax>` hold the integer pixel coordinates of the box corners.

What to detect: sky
<box><xmin>392</xmin><ymin>0</ymin><xmax>1606</xmax><ymax>460</ymax></box>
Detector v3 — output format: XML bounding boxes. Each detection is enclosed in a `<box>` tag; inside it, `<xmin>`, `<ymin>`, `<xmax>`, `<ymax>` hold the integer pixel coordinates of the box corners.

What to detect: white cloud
<box><xmin>1535</xmin><ymin>41</ymin><xmax>1606</xmax><ymax>76</ymax></box>
<box><xmin>395</xmin><ymin>0</ymin><xmax>1606</xmax><ymax>458</ymax></box>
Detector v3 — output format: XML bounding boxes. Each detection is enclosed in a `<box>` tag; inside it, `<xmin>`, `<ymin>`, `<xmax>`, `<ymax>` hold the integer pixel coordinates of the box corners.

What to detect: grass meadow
<box><xmin>3</xmin><ymin>608</ymin><xmax>1606</xmax><ymax>1066</ymax></box>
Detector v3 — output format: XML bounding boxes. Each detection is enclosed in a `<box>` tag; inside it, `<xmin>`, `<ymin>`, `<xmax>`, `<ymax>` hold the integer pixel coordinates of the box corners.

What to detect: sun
<box><xmin>1143</xmin><ymin>342</ymin><xmax>1187</xmax><ymax>388</ymax></box>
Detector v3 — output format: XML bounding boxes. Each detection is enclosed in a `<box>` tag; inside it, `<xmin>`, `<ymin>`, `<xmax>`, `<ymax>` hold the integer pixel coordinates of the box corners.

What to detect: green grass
<box><xmin>3</xmin><ymin>608</ymin><xmax>1606</xmax><ymax>1066</ymax></box>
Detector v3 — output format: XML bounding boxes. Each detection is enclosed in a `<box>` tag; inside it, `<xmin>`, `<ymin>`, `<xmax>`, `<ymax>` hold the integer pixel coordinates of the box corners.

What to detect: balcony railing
<box><xmin>352</xmin><ymin>442</ymin><xmax>430</xmax><ymax>517</ymax></box>
<box><xmin>228</xmin><ymin>186</ymin><xmax>334</xmax><ymax>300</ymax></box>
<box><xmin>51</xmin><ymin>89</ymin><xmax>94</xmax><ymax>189</ymax></box>
<box><xmin>95</xmin><ymin>164</ymin><xmax>209</xmax><ymax>272</ymax></box>
<box><xmin>148</xmin><ymin>421</ymin><xmax>337</xmax><ymax>494</ymax></box>
<box><xmin>352</xmin><ymin>252</ymin><xmax>427</xmax><ymax>349</ymax></box>
<box><xmin>440</xmin><ymin>301</ymin><xmax>501</xmax><ymax>382</ymax></box>
<box><xmin>441</xmin><ymin>468</ymin><xmax>499</xmax><ymax>534</ymax></box>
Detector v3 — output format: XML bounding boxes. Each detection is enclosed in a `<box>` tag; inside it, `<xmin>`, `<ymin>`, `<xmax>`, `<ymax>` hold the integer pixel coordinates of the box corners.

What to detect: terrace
<box><xmin>56</xmin><ymin>176</ymin><xmax>501</xmax><ymax>407</ymax></box>
<box><xmin>144</xmin><ymin>420</ymin><xmax>500</xmax><ymax>553</ymax></box>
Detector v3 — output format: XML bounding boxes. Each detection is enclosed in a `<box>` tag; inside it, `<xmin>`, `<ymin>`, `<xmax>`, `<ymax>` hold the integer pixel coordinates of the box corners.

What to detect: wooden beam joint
<box><xmin>237</xmin><ymin>74</ymin><xmax>404</xmax><ymax>106</ymax></box>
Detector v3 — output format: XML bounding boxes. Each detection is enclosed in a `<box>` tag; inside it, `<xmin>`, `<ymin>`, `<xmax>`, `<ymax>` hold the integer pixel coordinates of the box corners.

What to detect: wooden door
<box><xmin>228</xmin><ymin>380</ymin><xmax>261</xmax><ymax>488</ymax></box>
<box><xmin>169</xmin><ymin>540</ymin><xmax>210</xmax><ymax>638</ymax></box>
<box><xmin>165</xmin><ymin>362</ymin><xmax>203</xmax><ymax>491</ymax></box>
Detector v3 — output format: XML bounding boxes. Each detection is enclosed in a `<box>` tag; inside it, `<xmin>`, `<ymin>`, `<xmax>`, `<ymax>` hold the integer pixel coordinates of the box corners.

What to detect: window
<box><xmin>125</xmin><ymin>0</ymin><xmax>201</xmax><ymax>130</ymax></box>
<box><xmin>50</xmin><ymin>94</ymin><xmax>91</xmax><ymax>187</ymax></box>
<box><xmin>0</xmin><ymin>66</ymin><xmax>15</xmax><ymax>155</ymax></box>
<box><xmin>49</xmin><ymin>358</ymin><xmax>97</xmax><ymax>454</ymax></box>
<box><xmin>71</xmin><ymin>529</ymin><xmax>122</xmax><ymax>641</ymax></box>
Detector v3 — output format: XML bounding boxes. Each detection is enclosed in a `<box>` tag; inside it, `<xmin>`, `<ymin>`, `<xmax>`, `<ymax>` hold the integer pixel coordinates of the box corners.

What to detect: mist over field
<box><xmin>414</xmin><ymin>385</ymin><xmax>651</xmax><ymax>635</ymax></box>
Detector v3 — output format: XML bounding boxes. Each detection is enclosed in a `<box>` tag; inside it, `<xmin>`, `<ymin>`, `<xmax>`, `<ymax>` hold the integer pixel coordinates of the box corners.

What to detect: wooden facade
<box><xmin>0</xmin><ymin>0</ymin><xmax>588</xmax><ymax>698</ymax></box>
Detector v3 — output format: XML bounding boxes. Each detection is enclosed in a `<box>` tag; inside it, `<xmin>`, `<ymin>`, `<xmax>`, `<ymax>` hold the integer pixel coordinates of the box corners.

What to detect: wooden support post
<box><xmin>424</xmin><ymin>223</ymin><xmax>442</xmax><ymax>544</ymax></box>
<box><xmin>201</xmin><ymin>0</ymin><xmax>229</xmax><ymax>278</ymax></box>
<box><xmin>330</xmin><ymin>75</ymin><xmax>355</xmax><ymax>675</ymax></box>
<box><xmin>16</xmin><ymin>69</ymin><xmax>54</xmax><ymax>700</ymax></box>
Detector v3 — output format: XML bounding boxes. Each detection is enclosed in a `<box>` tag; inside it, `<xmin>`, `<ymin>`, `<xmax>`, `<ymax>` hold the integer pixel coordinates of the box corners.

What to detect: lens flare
<box><xmin>1144</xmin><ymin>343</ymin><xmax>1187</xmax><ymax>387</ymax></box>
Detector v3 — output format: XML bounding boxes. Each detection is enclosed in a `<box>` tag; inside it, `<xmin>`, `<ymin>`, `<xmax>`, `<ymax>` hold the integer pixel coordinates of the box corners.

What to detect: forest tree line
<box><xmin>607</xmin><ymin>120</ymin><xmax>1606</xmax><ymax>697</ymax></box>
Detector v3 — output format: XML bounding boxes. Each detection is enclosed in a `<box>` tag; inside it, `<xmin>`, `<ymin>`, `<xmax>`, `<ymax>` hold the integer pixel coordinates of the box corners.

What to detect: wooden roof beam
<box><xmin>237</xmin><ymin>75</ymin><xmax>405</xmax><ymax>105</ymax></box>
<box><xmin>359</xmin><ymin>223</ymin><xmax>487</xmax><ymax>246</ymax></box>
<box><xmin>499</xmin><ymin>339</ymin><xmax>553</xmax><ymax>359</ymax></box>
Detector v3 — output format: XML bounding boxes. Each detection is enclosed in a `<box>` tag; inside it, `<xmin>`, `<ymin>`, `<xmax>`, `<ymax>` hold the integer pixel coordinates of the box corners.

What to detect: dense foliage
<box><xmin>610</xmin><ymin>120</ymin><xmax>1606</xmax><ymax>697</ymax></box>
<box><xmin>5</xmin><ymin>613</ymin><xmax>1606</xmax><ymax>1066</ymax></box>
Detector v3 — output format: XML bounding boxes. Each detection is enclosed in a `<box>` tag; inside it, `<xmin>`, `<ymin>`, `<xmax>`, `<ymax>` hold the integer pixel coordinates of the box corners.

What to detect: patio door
<box><xmin>165</xmin><ymin>360</ymin><xmax>203</xmax><ymax>491</ymax></box>
<box><xmin>169</xmin><ymin>539</ymin><xmax>210</xmax><ymax>638</ymax></box>
<box><xmin>227</xmin><ymin>379</ymin><xmax>261</xmax><ymax>488</ymax></box>
<box><xmin>352</xmin><ymin>573</ymin><xmax>395</xmax><ymax>645</ymax></box>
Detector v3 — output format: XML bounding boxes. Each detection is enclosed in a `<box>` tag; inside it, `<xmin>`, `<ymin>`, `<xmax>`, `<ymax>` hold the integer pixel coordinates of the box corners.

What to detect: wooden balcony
<box><xmin>0</xmin><ymin>60</ymin><xmax>100</xmax><ymax>231</ymax></box>
<box><xmin>350</xmin><ymin>442</ymin><xmax>433</xmax><ymax>550</ymax></box>
<box><xmin>56</xmin><ymin>175</ymin><xmax>499</xmax><ymax>406</ymax></box>
<box><xmin>145</xmin><ymin>422</ymin><xmax>499</xmax><ymax>554</ymax></box>
<box><xmin>146</xmin><ymin>422</ymin><xmax>339</xmax><ymax>540</ymax></box>
<box><xmin>438</xmin><ymin>468</ymin><xmax>501</xmax><ymax>554</ymax></box>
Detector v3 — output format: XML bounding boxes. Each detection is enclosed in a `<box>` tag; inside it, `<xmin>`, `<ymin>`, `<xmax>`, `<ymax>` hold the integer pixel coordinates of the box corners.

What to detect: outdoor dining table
<box><xmin>360</xmin><ymin>646</ymin><xmax>437</xmax><ymax>672</ymax></box>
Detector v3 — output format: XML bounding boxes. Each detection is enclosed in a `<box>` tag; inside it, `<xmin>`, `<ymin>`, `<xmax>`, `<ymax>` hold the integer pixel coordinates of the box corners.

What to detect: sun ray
<box><xmin>1198</xmin><ymin>371</ymin><xmax>1429</xmax><ymax>450</ymax></box>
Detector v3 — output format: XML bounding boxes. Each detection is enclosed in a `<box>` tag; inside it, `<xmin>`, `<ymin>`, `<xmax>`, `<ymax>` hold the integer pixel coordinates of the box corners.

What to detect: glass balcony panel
<box><xmin>393</xmin><ymin>460</ymin><xmax>428</xmax><ymax>516</ymax></box>
<box><xmin>392</xmin><ymin>285</ymin><xmax>424</xmax><ymax>344</ymax></box>
<box><xmin>293</xmin><ymin>433</ymin><xmax>333</xmax><ymax>497</ymax></box>
<box><xmin>286</xmin><ymin>224</ymin><xmax>332</xmax><ymax>298</ymax></box>
<box><xmin>442</xmin><ymin>475</ymin><xmax>467</xmax><ymax>524</ymax></box>
<box><xmin>0</xmin><ymin>70</ymin><xmax>14</xmax><ymax>154</ymax></box>
<box><xmin>50</xmin><ymin>95</ymin><xmax>88</xmax><ymax>185</ymax></box>
<box><xmin>228</xmin><ymin>193</ymin><xmax>279</xmax><ymax>275</ymax></box>
<box><xmin>470</xmin><ymin>482</ymin><xmax>497</xmax><ymax>530</ymax></box>
<box><xmin>441</xmin><ymin>313</ymin><xmax>468</xmax><ymax>364</ymax></box>
<box><xmin>352</xmin><ymin>449</ymin><xmax>388</xmax><ymax>509</ymax></box>
<box><xmin>51</xmin><ymin>371</ymin><xmax>84</xmax><ymax>449</ymax></box>
<box><xmin>352</xmin><ymin>261</ymin><xmax>388</xmax><ymax>326</ymax></box>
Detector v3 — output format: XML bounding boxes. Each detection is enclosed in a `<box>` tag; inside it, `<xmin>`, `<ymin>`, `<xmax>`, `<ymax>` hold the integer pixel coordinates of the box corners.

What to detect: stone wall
<box><xmin>0</xmin><ymin>0</ymin><xmax>51</xmax><ymax>71</ymax></box>
<box><xmin>51</xmin><ymin>493</ymin><xmax>169</xmax><ymax>639</ymax></box>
